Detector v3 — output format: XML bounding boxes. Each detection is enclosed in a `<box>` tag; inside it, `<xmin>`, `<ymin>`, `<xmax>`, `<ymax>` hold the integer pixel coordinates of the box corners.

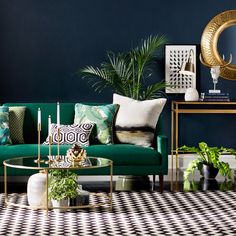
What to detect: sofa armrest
<box><xmin>157</xmin><ymin>134</ymin><xmax>168</xmax><ymax>174</ymax></box>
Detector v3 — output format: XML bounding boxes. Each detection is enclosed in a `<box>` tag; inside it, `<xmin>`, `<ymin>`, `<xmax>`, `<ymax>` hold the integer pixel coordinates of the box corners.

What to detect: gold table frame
<box><xmin>171</xmin><ymin>101</ymin><xmax>236</xmax><ymax>170</ymax></box>
<box><xmin>3</xmin><ymin>156</ymin><xmax>113</xmax><ymax>214</ymax></box>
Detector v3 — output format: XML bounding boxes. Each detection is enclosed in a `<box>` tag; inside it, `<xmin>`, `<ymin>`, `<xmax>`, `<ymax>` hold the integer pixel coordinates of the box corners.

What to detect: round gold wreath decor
<box><xmin>201</xmin><ymin>10</ymin><xmax>236</xmax><ymax>80</ymax></box>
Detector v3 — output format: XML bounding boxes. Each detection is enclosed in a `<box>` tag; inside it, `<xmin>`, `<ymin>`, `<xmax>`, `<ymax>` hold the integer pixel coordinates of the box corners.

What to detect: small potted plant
<box><xmin>48</xmin><ymin>170</ymin><xmax>79</xmax><ymax>212</ymax></box>
<box><xmin>178</xmin><ymin>142</ymin><xmax>236</xmax><ymax>180</ymax></box>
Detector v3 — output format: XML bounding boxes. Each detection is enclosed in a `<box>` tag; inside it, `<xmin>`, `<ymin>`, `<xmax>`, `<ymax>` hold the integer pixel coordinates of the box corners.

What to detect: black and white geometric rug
<box><xmin>1</xmin><ymin>191</ymin><xmax>236</xmax><ymax>235</ymax></box>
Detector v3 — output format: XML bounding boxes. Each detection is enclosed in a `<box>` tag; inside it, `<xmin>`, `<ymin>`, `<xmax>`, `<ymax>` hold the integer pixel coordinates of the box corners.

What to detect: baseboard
<box><xmin>169</xmin><ymin>154</ymin><xmax>236</xmax><ymax>170</ymax></box>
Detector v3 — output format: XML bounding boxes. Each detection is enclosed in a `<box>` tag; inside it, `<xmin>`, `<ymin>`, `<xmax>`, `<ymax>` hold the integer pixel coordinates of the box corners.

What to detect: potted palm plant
<box><xmin>48</xmin><ymin>170</ymin><xmax>79</xmax><ymax>212</ymax></box>
<box><xmin>178</xmin><ymin>142</ymin><xmax>236</xmax><ymax>180</ymax></box>
<box><xmin>80</xmin><ymin>35</ymin><xmax>168</xmax><ymax>100</ymax></box>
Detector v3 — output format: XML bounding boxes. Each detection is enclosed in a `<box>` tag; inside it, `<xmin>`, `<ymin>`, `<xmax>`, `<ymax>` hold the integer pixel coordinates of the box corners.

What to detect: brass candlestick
<box><xmin>57</xmin><ymin>127</ymin><xmax>60</xmax><ymax>160</ymax></box>
<box><xmin>34</xmin><ymin>123</ymin><xmax>43</xmax><ymax>163</ymax></box>
<box><xmin>45</xmin><ymin>135</ymin><xmax>52</xmax><ymax>164</ymax></box>
<box><xmin>49</xmin><ymin>135</ymin><xmax>52</xmax><ymax>158</ymax></box>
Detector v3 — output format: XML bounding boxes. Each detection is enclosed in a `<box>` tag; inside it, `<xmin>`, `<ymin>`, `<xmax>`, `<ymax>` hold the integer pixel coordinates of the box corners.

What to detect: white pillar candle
<box><xmin>37</xmin><ymin>108</ymin><xmax>41</xmax><ymax>124</ymax></box>
<box><xmin>57</xmin><ymin>102</ymin><xmax>60</xmax><ymax>127</ymax></box>
<box><xmin>48</xmin><ymin>115</ymin><xmax>52</xmax><ymax>136</ymax></box>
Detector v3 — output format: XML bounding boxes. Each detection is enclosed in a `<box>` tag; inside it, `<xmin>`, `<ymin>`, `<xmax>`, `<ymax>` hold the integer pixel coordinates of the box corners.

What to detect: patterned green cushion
<box><xmin>0</xmin><ymin>106</ymin><xmax>12</xmax><ymax>145</ymax></box>
<box><xmin>74</xmin><ymin>103</ymin><xmax>119</xmax><ymax>144</ymax></box>
<box><xmin>9</xmin><ymin>106</ymin><xmax>26</xmax><ymax>144</ymax></box>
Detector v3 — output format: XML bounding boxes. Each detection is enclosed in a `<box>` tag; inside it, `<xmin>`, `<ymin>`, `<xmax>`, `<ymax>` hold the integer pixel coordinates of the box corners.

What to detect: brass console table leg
<box><xmin>171</xmin><ymin>102</ymin><xmax>174</xmax><ymax>191</ymax></box>
<box><xmin>175</xmin><ymin>104</ymin><xmax>179</xmax><ymax>171</ymax></box>
<box><xmin>175</xmin><ymin>104</ymin><xmax>180</xmax><ymax>191</ymax></box>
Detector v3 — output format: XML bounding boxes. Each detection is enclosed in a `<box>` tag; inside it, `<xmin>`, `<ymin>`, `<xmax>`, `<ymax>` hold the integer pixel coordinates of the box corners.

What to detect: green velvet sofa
<box><xmin>1</xmin><ymin>103</ymin><xmax>168</xmax><ymax>191</ymax></box>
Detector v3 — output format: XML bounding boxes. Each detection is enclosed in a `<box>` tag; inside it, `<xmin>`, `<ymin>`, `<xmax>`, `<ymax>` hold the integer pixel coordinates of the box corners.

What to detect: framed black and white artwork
<box><xmin>165</xmin><ymin>45</ymin><xmax>197</xmax><ymax>94</ymax></box>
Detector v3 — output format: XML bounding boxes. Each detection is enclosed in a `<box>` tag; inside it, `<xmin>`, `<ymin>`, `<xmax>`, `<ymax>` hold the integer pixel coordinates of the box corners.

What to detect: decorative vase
<box><xmin>184</xmin><ymin>88</ymin><xmax>199</xmax><ymax>101</ymax></box>
<box><xmin>201</xmin><ymin>164</ymin><xmax>219</xmax><ymax>179</ymax></box>
<box><xmin>27</xmin><ymin>172</ymin><xmax>51</xmax><ymax>208</ymax></box>
<box><xmin>51</xmin><ymin>199</ymin><xmax>70</xmax><ymax>213</ymax></box>
<box><xmin>200</xmin><ymin>178</ymin><xmax>219</xmax><ymax>190</ymax></box>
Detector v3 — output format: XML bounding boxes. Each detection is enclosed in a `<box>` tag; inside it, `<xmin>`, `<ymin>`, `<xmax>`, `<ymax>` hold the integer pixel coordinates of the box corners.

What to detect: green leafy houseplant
<box><xmin>80</xmin><ymin>35</ymin><xmax>168</xmax><ymax>100</ymax></box>
<box><xmin>178</xmin><ymin>142</ymin><xmax>236</xmax><ymax>180</ymax></box>
<box><xmin>48</xmin><ymin>170</ymin><xmax>78</xmax><ymax>201</ymax></box>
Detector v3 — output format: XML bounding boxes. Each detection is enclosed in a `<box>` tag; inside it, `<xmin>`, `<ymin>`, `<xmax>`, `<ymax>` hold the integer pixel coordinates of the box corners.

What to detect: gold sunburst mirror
<box><xmin>201</xmin><ymin>10</ymin><xmax>236</xmax><ymax>80</ymax></box>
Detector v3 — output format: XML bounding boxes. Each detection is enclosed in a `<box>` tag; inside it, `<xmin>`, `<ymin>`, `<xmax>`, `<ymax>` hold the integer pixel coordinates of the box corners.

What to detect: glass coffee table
<box><xmin>3</xmin><ymin>156</ymin><xmax>113</xmax><ymax>213</ymax></box>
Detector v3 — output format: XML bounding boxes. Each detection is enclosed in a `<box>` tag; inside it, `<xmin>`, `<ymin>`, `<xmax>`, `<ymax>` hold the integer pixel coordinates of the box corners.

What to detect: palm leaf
<box><xmin>140</xmin><ymin>80</ymin><xmax>168</xmax><ymax>100</ymax></box>
<box><xmin>133</xmin><ymin>35</ymin><xmax>167</xmax><ymax>73</ymax></box>
<box><xmin>80</xmin><ymin>35</ymin><xmax>168</xmax><ymax>99</ymax></box>
<box><xmin>80</xmin><ymin>66</ymin><xmax>114</xmax><ymax>93</ymax></box>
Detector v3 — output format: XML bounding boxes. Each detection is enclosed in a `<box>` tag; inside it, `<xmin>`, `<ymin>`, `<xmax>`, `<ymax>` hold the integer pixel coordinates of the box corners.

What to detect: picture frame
<box><xmin>165</xmin><ymin>45</ymin><xmax>197</xmax><ymax>94</ymax></box>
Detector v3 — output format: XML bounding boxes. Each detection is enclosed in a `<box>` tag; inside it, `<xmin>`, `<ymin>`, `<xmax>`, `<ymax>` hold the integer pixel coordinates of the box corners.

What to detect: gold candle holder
<box><xmin>45</xmin><ymin>135</ymin><xmax>52</xmax><ymax>164</ymax></box>
<box><xmin>49</xmin><ymin>135</ymin><xmax>52</xmax><ymax>158</ymax></box>
<box><xmin>34</xmin><ymin>123</ymin><xmax>43</xmax><ymax>163</ymax></box>
<box><xmin>57</xmin><ymin>127</ymin><xmax>60</xmax><ymax>160</ymax></box>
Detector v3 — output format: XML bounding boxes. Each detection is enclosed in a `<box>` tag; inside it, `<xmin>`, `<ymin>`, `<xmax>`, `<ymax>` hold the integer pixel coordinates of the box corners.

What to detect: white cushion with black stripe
<box><xmin>113</xmin><ymin>93</ymin><xmax>166</xmax><ymax>147</ymax></box>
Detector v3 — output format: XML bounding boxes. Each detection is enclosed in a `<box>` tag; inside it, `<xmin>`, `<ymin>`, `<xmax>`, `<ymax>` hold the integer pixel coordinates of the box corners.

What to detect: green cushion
<box><xmin>74</xmin><ymin>103</ymin><xmax>119</xmax><ymax>144</ymax></box>
<box><xmin>9</xmin><ymin>106</ymin><xmax>26</xmax><ymax>144</ymax></box>
<box><xmin>4</xmin><ymin>103</ymin><xmax>76</xmax><ymax>143</ymax></box>
<box><xmin>0</xmin><ymin>144</ymin><xmax>161</xmax><ymax>166</ymax></box>
<box><xmin>0</xmin><ymin>106</ymin><xmax>11</xmax><ymax>145</ymax></box>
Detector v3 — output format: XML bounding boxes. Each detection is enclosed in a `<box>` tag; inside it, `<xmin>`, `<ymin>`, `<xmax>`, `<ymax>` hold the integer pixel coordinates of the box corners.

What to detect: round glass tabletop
<box><xmin>3</xmin><ymin>156</ymin><xmax>112</xmax><ymax>170</ymax></box>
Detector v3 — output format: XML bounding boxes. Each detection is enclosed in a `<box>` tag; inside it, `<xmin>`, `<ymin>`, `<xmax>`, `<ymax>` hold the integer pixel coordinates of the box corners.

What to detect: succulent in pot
<box><xmin>178</xmin><ymin>142</ymin><xmax>236</xmax><ymax>180</ymax></box>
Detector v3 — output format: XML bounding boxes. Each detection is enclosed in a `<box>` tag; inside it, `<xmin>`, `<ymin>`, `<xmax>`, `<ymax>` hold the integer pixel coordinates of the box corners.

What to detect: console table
<box><xmin>171</xmin><ymin>101</ymin><xmax>236</xmax><ymax>170</ymax></box>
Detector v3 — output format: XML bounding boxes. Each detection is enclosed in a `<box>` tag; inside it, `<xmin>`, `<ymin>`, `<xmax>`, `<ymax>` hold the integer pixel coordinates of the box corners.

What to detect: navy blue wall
<box><xmin>1</xmin><ymin>0</ymin><xmax>236</xmax><ymax>150</ymax></box>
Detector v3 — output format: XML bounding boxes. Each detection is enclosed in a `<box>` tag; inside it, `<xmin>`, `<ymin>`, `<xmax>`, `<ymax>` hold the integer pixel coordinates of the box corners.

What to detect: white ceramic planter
<box><xmin>27</xmin><ymin>173</ymin><xmax>51</xmax><ymax>208</ymax></box>
<box><xmin>51</xmin><ymin>199</ymin><xmax>70</xmax><ymax>213</ymax></box>
<box><xmin>184</xmin><ymin>88</ymin><xmax>199</xmax><ymax>101</ymax></box>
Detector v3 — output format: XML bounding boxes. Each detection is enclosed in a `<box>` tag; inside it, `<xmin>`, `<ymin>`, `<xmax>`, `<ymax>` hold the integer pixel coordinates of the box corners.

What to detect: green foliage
<box><xmin>183</xmin><ymin>179</ymin><xmax>233</xmax><ymax>191</ymax></box>
<box><xmin>183</xmin><ymin>179</ymin><xmax>199</xmax><ymax>192</ymax></box>
<box><xmin>48</xmin><ymin>170</ymin><xmax>78</xmax><ymax>201</ymax></box>
<box><xmin>219</xmin><ymin>180</ymin><xmax>234</xmax><ymax>191</ymax></box>
<box><xmin>178</xmin><ymin>142</ymin><xmax>236</xmax><ymax>180</ymax></box>
<box><xmin>80</xmin><ymin>35</ymin><xmax>168</xmax><ymax>100</ymax></box>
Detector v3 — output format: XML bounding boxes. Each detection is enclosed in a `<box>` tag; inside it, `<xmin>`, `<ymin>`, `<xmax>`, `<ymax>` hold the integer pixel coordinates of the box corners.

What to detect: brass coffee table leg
<box><xmin>46</xmin><ymin>169</ymin><xmax>49</xmax><ymax>216</ymax></box>
<box><xmin>4</xmin><ymin>164</ymin><xmax>7</xmax><ymax>207</ymax></box>
<box><xmin>110</xmin><ymin>161</ymin><xmax>113</xmax><ymax>210</ymax></box>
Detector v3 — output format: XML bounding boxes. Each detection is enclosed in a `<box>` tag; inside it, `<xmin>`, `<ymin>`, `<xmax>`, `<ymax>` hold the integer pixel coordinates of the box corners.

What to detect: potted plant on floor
<box><xmin>178</xmin><ymin>142</ymin><xmax>236</xmax><ymax>180</ymax></box>
<box><xmin>48</xmin><ymin>170</ymin><xmax>79</xmax><ymax>212</ymax></box>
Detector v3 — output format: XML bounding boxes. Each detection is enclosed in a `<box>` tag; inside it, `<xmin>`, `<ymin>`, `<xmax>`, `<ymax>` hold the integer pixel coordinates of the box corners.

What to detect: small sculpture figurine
<box><xmin>66</xmin><ymin>144</ymin><xmax>87</xmax><ymax>165</ymax></box>
<box><xmin>200</xmin><ymin>53</ymin><xmax>232</xmax><ymax>93</ymax></box>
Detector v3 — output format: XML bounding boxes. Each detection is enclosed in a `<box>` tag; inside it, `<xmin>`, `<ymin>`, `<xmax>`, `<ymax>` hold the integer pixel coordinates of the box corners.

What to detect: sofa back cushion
<box><xmin>113</xmin><ymin>94</ymin><xmax>166</xmax><ymax>147</ymax></box>
<box><xmin>74</xmin><ymin>103</ymin><xmax>119</xmax><ymax>144</ymax></box>
<box><xmin>0</xmin><ymin>106</ymin><xmax>12</xmax><ymax>145</ymax></box>
<box><xmin>3</xmin><ymin>102</ymin><xmax>164</xmax><ymax>146</ymax></box>
<box><xmin>3</xmin><ymin>103</ymin><xmax>75</xmax><ymax>143</ymax></box>
<box><xmin>9</xmin><ymin>106</ymin><xmax>26</xmax><ymax>144</ymax></box>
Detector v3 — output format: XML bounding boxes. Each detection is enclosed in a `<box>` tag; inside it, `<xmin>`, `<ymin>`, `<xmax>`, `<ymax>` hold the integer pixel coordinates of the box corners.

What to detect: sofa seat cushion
<box><xmin>0</xmin><ymin>144</ymin><xmax>161</xmax><ymax>166</ymax></box>
<box><xmin>0</xmin><ymin>144</ymin><xmax>71</xmax><ymax>162</ymax></box>
<box><xmin>85</xmin><ymin>144</ymin><xmax>161</xmax><ymax>166</ymax></box>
